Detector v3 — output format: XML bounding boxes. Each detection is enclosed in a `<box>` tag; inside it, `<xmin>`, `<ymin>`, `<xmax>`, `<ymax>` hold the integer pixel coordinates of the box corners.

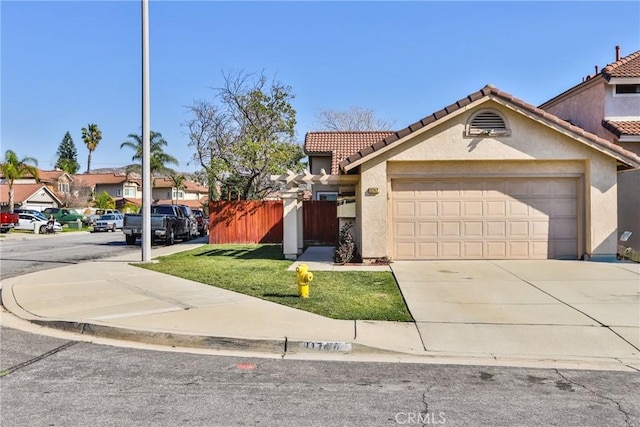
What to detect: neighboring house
<box><xmin>277</xmin><ymin>84</ymin><xmax>640</xmax><ymax>261</ymax></box>
<box><xmin>77</xmin><ymin>173</ymin><xmax>208</xmax><ymax>211</ymax></box>
<box><xmin>75</xmin><ymin>173</ymin><xmax>141</xmax><ymax>201</ymax></box>
<box><xmin>539</xmin><ymin>47</ymin><xmax>640</xmax><ymax>250</ymax></box>
<box><xmin>38</xmin><ymin>169</ymin><xmax>74</xmax><ymax>198</ymax></box>
<box><xmin>0</xmin><ymin>183</ymin><xmax>63</xmax><ymax>212</ymax></box>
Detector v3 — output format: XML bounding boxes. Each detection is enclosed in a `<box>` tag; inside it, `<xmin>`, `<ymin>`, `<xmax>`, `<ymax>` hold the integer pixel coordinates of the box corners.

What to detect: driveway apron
<box><xmin>391</xmin><ymin>260</ymin><xmax>640</xmax><ymax>362</ymax></box>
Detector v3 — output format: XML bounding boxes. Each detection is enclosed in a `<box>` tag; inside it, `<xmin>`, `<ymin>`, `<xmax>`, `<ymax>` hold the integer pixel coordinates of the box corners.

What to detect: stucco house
<box><xmin>539</xmin><ymin>47</ymin><xmax>640</xmax><ymax>250</ymax></box>
<box><xmin>278</xmin><ymin>84</ymin><xmax>640</xmax><ymax>261</ymax></box>
<box><xmin>0</xmin><ymin>183</ymin><xmax>63</xmax><ymax>212</ymax></box>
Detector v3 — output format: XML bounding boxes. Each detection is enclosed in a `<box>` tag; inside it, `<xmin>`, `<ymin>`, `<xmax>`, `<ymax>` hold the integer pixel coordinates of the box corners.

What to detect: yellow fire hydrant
<box><xmin>296</xmin><ymin>263</ymin><xmax>313</xmax><ymax>298</ymax></box>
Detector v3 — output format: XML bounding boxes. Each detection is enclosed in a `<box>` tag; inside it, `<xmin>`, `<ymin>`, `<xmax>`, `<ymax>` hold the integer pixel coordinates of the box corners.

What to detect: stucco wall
<box><xmin>543</xmin><ymin>82</ymin><xmax>608</xmax><ymax>140</ymax></box>
<box><xmin>356</xmin><ymin>101</ymin><xmax>619</xmax><ymax>260</ymax></box>
<box><xmin>605</xmin><ymin>86</ymin><xmax>640</xmax><ymax>118</ymax></box>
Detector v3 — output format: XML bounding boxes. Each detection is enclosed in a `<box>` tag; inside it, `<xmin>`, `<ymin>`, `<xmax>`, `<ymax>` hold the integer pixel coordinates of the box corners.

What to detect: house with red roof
<box><xmin>279</xmin><ymin>78</ymin><xmax>640</xmax><ymax>261</ymax></box>
<box><xmin>539</xmin><ymin>47</ymin><xmax>640</xmax><ymax>250</ymax></box>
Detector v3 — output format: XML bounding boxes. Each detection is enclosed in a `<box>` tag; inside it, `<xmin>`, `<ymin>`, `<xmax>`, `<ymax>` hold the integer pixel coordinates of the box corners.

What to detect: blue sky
<box><xmin>2</xmin><ymin>1</ymin><xmax>639</xmax><ymax>174</ymax></box>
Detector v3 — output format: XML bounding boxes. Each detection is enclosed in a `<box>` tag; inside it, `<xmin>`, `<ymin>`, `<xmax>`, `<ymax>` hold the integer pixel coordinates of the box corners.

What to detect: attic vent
<box><xmin>466</xmin><ymin>110</ymin><xmax>511</xmax><ymax>137</ymax></box>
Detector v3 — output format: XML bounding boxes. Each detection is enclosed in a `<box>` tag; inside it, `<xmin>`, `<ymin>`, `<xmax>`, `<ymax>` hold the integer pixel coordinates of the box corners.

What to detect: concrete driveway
<box><xmin>391</xmin><ymin>260</ymin><xmax>640</xmax><ymax>365</ymax></box>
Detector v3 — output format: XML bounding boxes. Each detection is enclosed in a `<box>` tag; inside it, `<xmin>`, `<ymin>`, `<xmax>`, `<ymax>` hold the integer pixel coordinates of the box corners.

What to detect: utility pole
<box><xmin>141</xmin><ymin>0</ymin><xmax>151</xmax><ymax>262</ymax></box>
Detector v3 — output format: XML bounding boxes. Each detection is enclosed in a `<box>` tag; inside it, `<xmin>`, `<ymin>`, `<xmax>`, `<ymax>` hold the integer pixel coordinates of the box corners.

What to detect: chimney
<box><xmin>616</xmin><ymin>45</ymin><xmax>621</xmax><ymax>61</ymax></box>
<box><xmin>595</xmin><ymin>65</ymin><xmax>599</xmax><ymax>75</ymax></box>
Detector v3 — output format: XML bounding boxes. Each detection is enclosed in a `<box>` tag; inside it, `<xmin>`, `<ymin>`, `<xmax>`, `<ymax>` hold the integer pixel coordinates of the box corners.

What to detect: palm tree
<box><xmin>1</xmin><ymin>150</ymin><xmax>39</xmax><ymax>213</ymax></box>
<box><xmin>81</xmin><ymin>123</ymin><xmax>102</xmax><ymax>174</ymax></box>
<box><xmin>120</xmin><ymin>131</ymin><xmax>179</xmax><ymax>178</ymax></box>
<box><xmin>168</xmin><ymin>171</ymin><xmax>186</xmax><ymax>205</ymax></box>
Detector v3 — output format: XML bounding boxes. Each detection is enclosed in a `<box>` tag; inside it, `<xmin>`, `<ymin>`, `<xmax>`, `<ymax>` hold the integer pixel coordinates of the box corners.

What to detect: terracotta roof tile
<box><xmin>0</xmin><ymin>183</ymin><xmax>60</xmax><ymax>206</ymax></box>
<box><xmin>603</xmin><ymin>50</ymin><xmax>640</xmax><ymax>79</ymax></box>
<box><xmin>73</xmin><ymin>173</ymin><xmax>130</xmax><ymax>187</ymax></box>
<box><xmin>602</xmin><ymin>120</ymin><xmax>640</xmax><ymax>137</ymax></box>
<box><xmin>304</xmin><ymin>131</ymin><xmax>394</xmax><ymax>174</ymax></box>
<box><xmin>338</xmin><ymin>85</ymin><xmax>640</xmax><ymax>171</ymax></box>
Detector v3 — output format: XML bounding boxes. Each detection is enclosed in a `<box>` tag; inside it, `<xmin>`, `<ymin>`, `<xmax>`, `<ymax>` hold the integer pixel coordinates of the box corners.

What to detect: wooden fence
<box><xmin>207</xmin><ymin>200</ymin><xmax>339</xmax><ymax>245</ymax></box>
<box><xmin>303</xmin><ymin>200</ymin><xmax>338</xmax><ymax>245</ymax></box>
<box><xmin>208</xmin><ymin>201</ymin><xmax>283</xmax><ymax>244</ymax></box>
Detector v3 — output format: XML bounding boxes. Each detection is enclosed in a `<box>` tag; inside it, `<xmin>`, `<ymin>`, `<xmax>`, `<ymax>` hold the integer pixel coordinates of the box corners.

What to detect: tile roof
<box><xmin>603</xmin><ymin>50</ymin><xmax>640</xmax><ymax>79</ymax></box>
<box><xmin>0</xmin><ymin>183</ymin><xmax>61</xmax><ymax>206</ymax></box>
<box><xmin>152</xmin><ymin>178</ymin><xmax>209</xmax><ymax>193</ymax></box>
<box><xmin>305</xmin><ymin>131</ymin><xmax>394</xmax><ymax>174</ymax></box>
<box><xmin>338</xmin><ymin>85</ymin><xmax>640</xmax><ymax>172</ymax></box>
<box><xmin>602</xmin><ymin>120</ymin><xmax>640</xmax><ymax>137</ymax></box>
<box><xmin>37</xmin><ymin>169</ymin><xmax>68</xmax><ymax>182</ymax></box>
<box><xmin>74</xmin><ymin>173</ymin><xmax>131</xmax><ymax>187</ymax></box>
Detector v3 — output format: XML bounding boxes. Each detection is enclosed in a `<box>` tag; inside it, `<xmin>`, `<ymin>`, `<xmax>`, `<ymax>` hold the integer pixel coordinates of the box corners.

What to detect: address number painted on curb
<box><xmin>299</xmin><ymin>342</ymin><xmax>352</xmax><ymax>352</ymax></box>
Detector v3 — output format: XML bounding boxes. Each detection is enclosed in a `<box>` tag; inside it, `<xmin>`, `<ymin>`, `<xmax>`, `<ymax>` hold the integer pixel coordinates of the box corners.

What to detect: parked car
<box><xmin>122</xmin><ymin>204</ymin><xmax>190</xmax><ymax>245</ymax></box>
<box><xmin>192</xmin><ymin>209</ymin><xmax>209</xmax><ymax>237</ymax></box>
<box><xmin>93</xmin><ymin>213</ymin><xmax>124</xmax><ymax>232</ymax></box>
<box><xmin>0</xmin><ymin>212</ymin><xmax>20</xmax><ymax>233</ymax></box>
<box><xmin>87</xmin><ymin>208</ymin><xmax>122</xmax><ymax>225</ymax></box>
<box><xmin>15</xmin><ymin>213</ymin><xmax>62</xmax><ymax>234</ymax></box>
<box><xmin>42</xmin><ymin>207</ymin><xmax>88</xmax><ymax>226</ymax></box>
<box><xmin>177</xmin><ymin>205</ymin><xmax>198</xmax><ymax>240</ymax></box>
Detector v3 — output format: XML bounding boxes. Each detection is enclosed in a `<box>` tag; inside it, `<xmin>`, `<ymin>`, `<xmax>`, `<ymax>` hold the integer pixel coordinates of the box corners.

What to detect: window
<box><xmin>58</xmin><ymin>182</ymin><xmax>70</xmax><ymax>194</ymax></box>
<box><xmin>615</xmin><ymin>84</ymin><xmax>640</xmax><ymax>95</ymax></box>
<box><xmin>172</xmin><ymin>190</ymin><xmax>184</xmax><ymax>199</ymax></box>
<box><xmin>465</xmin><ymin>110</ymin><xmax>511</xmax><ymax>137</ymax></box>
<box><xmin>116</xmin><ymin>189</ymin><xmax>122</xmax><ymax>197</ymax></box>
<box><xmin>317</xmin><ymin>192</ymin><xmax>338</xmax><ymax>201</ymax></box>
<box><xmin>124</xmin><ymin>186</ymin><xmax>136</xmax><ymax>197</ymax></box>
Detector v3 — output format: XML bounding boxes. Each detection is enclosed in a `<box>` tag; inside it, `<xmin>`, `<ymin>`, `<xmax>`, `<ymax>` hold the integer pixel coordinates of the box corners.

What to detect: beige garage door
<box><xmin>392</xmin><ymin>178</ymin><xmax>579</xmax><ymax>260</ymax></box>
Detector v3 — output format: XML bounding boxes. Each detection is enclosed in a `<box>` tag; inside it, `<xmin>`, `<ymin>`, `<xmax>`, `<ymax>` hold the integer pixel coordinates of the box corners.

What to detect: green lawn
<box><xmin>135</xmin><ymin>244</ymin><xmax>413</xmax><ymax>321</ymax></box>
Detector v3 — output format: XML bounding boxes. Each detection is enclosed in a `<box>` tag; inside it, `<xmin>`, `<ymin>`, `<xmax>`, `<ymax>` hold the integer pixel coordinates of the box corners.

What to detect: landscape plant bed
<box><xmin>135</xmin><ymin>244</ymin><xmax>413</xmax><ymax>321</ymax></box>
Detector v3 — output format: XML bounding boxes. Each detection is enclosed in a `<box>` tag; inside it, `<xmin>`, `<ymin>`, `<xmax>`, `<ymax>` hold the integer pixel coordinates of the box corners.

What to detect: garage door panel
<box><xmin>508</xmin><ymin>241</ymin><xmax>530</xmax><ymax>258</ymax></box>
<box><xmin>463</xmin><ymin>221</ymin><xmax>483</xmax><ymax>237</ymax></box>
<box><xmin>418</xmin><ymin>242</ymin><xmax>438</xmax><ymax>258</ymax></box>
<box><xmin>395</xmin><ymin>222</ymin><xmax>415</xmax><ymax>238</ymax></box>
<box><xmin>440</xmin><ymin>221</ymin><xmax>461</xmax><ymax>237</ymax></box>
<box><xmin>394</xmin><ymin>201</ymin><xmax>415</xmax><ymax>217</ymax></box>
<box><xmin>486</xmin><ymin>241</ymin><xmax>507</xmax><ymax>258</ymax></box>
<box><xmin>550</xmin><ymin>219</ymin><xmax>578</xmax><ymax>239</ymax></box>
<box><xmin>463</xmin><ymin>241</ymin><xmax>483</xmax><ymax>257</ymax></box>
<box><xmin>418</xmin><ymin>201</ymin><xmax>438</xmax><ymax>217</ymax></box>
<box><xmin>509</xmin><ymin>221</ymin><xmax>529</xmax><ymax>237</ymax></box>
<box><xmin>508</xmin><ymin>200</ymin><xmax>529</xmax><ymax>216</ymax></box>
<box><xmin>463</xmin><ymin>201</ymin><xmax>483</xmax><ymax>216</ymax></box>
<box><xmin>486</xmin><ymin>221</ymin><xmax>507</xmax><ymax>237</ymax></box>
<box><xmin>392</xmin><ymin>178</ymin><xmax>579</xmax><ymax>260</ymax></box>
<box><xmin>441</xmin><ymin>241</ymin><xmax>462</xmax><ymax>257</ymax></box>
<box><xmin>486</xmin><ymin>200</ymin><xmax>507</xmax><ymax>216</ymax></box>
<box><xmin>418</xmin><ymin>222</ymin><xmax>438</xmax><ymax>237</ymax></box>
<box><xmin>396</xmin><ymin>242</ymin><xmax>416</xmax><ymax>258</ymax></box>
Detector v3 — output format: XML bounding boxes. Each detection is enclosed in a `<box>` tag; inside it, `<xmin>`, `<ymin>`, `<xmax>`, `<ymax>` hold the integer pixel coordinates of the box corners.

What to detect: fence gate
<box><xmin>303</xmin><ymin>200</ymin><xmax>338</xmax><ymax>246</ymax></box>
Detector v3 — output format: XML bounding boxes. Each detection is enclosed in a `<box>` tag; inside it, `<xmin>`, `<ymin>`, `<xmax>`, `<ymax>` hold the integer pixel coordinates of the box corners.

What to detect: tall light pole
<box><xmin>141</xmin><ymin>0</ymin><xmax>152</xmax><ymax>262</ymax></box>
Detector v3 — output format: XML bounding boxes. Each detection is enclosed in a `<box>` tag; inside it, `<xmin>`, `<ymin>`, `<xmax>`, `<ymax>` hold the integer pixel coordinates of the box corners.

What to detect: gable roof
<box><xmin>305</xmin><ymin>131</ymin><xmax>394</xmax><ymax>174</ymax></box>
<box><xmin>603</xmin><ymin>50</ymin><xmax>640</xmax><ymax>79</ymax></box>
<box><xmin>73</xmin><ymin>173</ymin><xmax>134</xmax><ymax>187</ymax></box>
<box><xmin>152</xmin><ymin>178</ymin><xmax>209</xmax><ymax>193</ymax></box>
<box><xmin>0</xmin><ymin>183</ymin><xmax>63</xmax><ymax>206</ymax></box>
<box><xmin>338</xmin><ymin>85</ymin><xmax>640</xmax><ymax>173</ymax></box>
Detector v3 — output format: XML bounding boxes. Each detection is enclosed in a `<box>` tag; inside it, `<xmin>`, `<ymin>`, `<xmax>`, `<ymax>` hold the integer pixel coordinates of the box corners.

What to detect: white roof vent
<box><xmin>466</xmin><ymin>110</ymin><xmax>511</xmax><ymax>137</ymax></box>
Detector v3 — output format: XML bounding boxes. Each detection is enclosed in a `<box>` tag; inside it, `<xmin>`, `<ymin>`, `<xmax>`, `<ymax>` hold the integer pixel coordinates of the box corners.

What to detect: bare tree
<box><xmin>314</xmin><ymin>106</ymin><xmax>396</xmax><ymax>131</ymax></box>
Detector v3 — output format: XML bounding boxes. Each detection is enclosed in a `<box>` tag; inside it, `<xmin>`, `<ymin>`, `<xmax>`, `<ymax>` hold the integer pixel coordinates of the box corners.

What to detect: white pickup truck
<box><xmin>122</xmin><ymin>204</ymin><xmax>190</xmax><ymax>245</ymax></box>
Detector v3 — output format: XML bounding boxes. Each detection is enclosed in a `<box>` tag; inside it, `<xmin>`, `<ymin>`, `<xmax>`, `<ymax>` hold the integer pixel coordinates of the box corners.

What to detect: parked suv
<box><xmin>42</xmin><ymin>207</ymin><xmax>88</xmax><ymax>226</ymax></box>
<box><xmin>177</xmin><ymin>205</ymin><xmax>198</xmax><ymax>240</ymax></box>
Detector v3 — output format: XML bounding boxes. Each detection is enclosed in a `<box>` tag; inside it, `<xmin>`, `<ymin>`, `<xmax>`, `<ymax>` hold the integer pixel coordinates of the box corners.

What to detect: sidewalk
<box><xmin>1</xmin><ymin>243</ymin><xmax>638</xmax><ymax>371</ymax></box>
